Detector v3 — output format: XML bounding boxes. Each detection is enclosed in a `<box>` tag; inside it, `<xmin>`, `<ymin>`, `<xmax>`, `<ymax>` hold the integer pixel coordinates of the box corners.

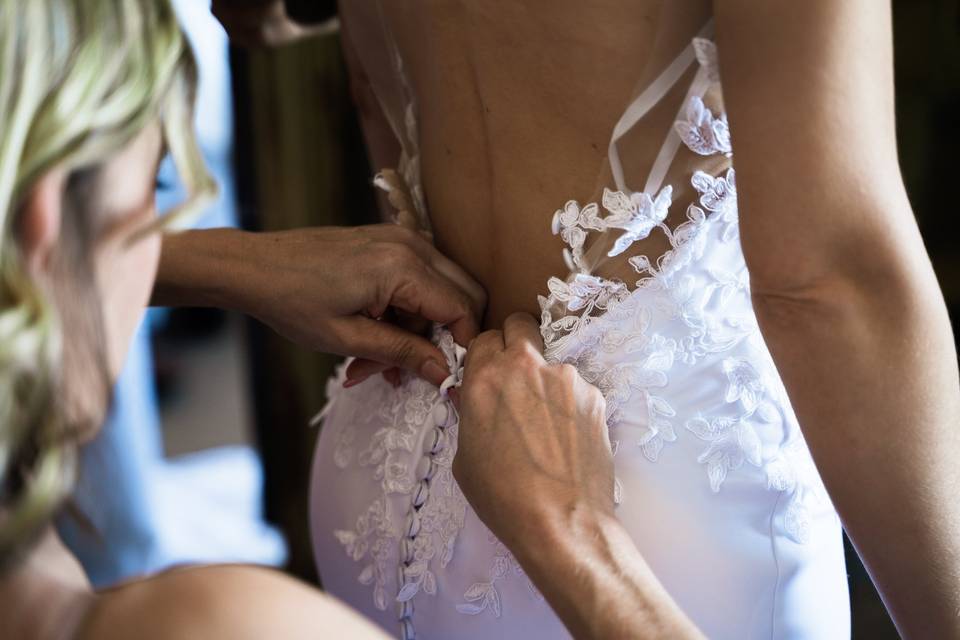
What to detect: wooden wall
<box><xmin>231</xmin><ymin>29</ymin><xmax>377</xmax><ymax>583</ymax></box>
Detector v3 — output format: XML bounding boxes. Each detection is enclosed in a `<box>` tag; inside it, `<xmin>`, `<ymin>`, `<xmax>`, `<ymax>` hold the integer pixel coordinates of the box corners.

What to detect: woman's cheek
<box><xmin>96</xmin><ymin>231</ymin><xmax>162</xmax><ymax>379</ymax></box>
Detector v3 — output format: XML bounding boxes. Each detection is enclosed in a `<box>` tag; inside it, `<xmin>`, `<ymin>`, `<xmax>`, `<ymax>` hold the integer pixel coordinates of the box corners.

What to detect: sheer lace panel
<box><xmin>540</xmin><ymin>22</ymin><xmax>734</xmax><ymax>358</ymax></box>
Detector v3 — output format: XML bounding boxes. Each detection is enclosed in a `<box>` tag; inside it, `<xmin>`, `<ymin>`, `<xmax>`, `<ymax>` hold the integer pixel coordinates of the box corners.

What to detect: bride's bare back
<box><xmin>325</xmin><ymin>3</ymin><xmax>960</xmax><ymax>637</ymax></box>
<box><xmin>342</xmin><ymin>0</ymin><xmax>711</xmax><ymax>327</ymax></box>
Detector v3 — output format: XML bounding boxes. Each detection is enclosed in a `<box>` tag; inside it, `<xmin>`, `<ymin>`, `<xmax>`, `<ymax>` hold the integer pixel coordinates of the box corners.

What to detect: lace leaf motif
<box><xmin>674</xmin><ymin>96</ymin><xmax>731</xmax><ymax>157</ymax></box>
<box><xmin>603</xmin><ymin>186</ymin><xmax>673</xmax><ymax>257</ymax></box>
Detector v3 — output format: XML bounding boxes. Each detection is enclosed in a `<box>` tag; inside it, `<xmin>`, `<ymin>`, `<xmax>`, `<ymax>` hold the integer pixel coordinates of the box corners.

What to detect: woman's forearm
<box><xmin>151</xmin><ymin>227</ymin><xmax>247</xmax><ymax>310</ymax></box>
<box><xmin>455</xmin><ymin>317</ymin><xmax>704</xmax><ymax>639</ymax></box>
<box><xmin>516</xmin><ymin>507</ymin><xmax>704</xmax><ymax>640</ymax></box>
<box><xmin>752</xmin><ymin>265</ymin><xmax>960</xmax><ymax>638</ymax></box>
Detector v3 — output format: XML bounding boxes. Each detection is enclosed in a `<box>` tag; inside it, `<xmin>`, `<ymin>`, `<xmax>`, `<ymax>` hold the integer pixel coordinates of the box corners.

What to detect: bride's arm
<box><xmin>715</xmin><ymin>2</ymin><xmax>960</xmax><ymax>637</ymax></box>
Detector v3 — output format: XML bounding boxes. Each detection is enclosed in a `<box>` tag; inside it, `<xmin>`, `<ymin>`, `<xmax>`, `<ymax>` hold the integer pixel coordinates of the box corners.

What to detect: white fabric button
<box><xmin>399</xmin><ymin>537</ymin><xmax>414</xmax><ymax>564</ymax></box>
<box><xmin>421</xmin><ymin>428</ymin><xmax>442</xmax><ymax>455</ymax></box>
<box><xmin>405</xmin><ymin>510</ymin><xmax>421</xmax><ymax>538</ymax></box>
<box><xmin>415</xmin><ymin>456</ymin><xmax>435</xmax><ymax>481</ymax></box>
<box><xmin>412</xmin><ymin>479</ymin><xmax>429</xmax><ymax>508</ymax></box>
<box><xmin>396</xmin><ymin>598</ymin><xmax>415</xmax><ymax>620</ymax></box>
<box><xmin>431</xmin><ymin>402</ymin><xmax>455</xmax><ymax>428</ymax></box>
<box><xmin>551</xmin><ymin>209</ymin><xmax>562</xmax><ymax>234</ymax></box>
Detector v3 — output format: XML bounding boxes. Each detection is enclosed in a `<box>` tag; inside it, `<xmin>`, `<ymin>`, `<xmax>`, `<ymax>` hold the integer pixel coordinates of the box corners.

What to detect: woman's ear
<box><xmin>18</xmin><ymin>169</ymin><xmax>66</xmax><ymax>276</ymax></box>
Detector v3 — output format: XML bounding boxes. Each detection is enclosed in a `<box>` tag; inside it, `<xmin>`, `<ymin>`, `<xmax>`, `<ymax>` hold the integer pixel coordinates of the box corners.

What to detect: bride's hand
<box><xmin>453</xmin><ymin>312</ymin><xmax>613</xmax><ymax>557</ymax></box>
<box><xmin>154</xmin><ymin>225</ymin><xmax>486</xmax><ymax>387</ymax></box>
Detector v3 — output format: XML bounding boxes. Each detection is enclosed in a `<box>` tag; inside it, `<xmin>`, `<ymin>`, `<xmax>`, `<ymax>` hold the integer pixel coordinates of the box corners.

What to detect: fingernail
<box><xmin>343</xmin><ymin>376</ymin><xmax>368</xmax><ymax>389</ymax></box>
<box><xmin>422</xmin><ymin>359</ymin><xmax>448</xmax><ymax>386</ymax></box>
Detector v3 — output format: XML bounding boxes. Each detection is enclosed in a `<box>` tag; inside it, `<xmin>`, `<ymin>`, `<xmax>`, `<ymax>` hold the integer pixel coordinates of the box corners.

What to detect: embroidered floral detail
<box><xmin>764</xmin><ymin>435</ymin><xmax>831</xmax><ymax>544</ymax></box>
<box><xmin>334</xmin><ymin>498</ymin><xmax>397</xmax><ymax>611</ymax></box>
<box><xmin>722</xmin><ymin>358</ymin><xmax>769</xmax><ymax>412</ymax></box>
<box><xmin>539</xmin><ymin>275</ymin><xmax>633</xmax><ymax>362</ymax></box>
<box><xmin>693</xmin><ymin>37</ymin><xmax>721</xmax><ymax>83</ymax></box>
<box><xmin>549</xmin><ymin>186</ymin><xmax>673</xmax><ymax>269</ymax></box>
<box><xmin>547</xmin><ymin>274</ymin><xmax>629</xmax><ymax>313</ymax></box>
<box><xmin>456</xmin><ymin>537</ymin><xmax>534</xmax><ymax>617</ymax></box>
<box><xmin>331</xmin><ymin>335</ymin><xmax>469</xmax><ymax>618</ymax></box>
<box><xmin>691</xmin><ymin>167</ymin><xmax>736</xmax><ymax>213</ymax></box>
<box><xmin>373</xmin><ymin>101</ymin><xmax>430</xmax><ymax>237</ymax></box>
<box><xmin>639</xmin><ymin>392</ymin><xmax>678</xmax><ymax>461</ymax></box>
<box><xmin>541</xmin><ymin>178</ymin><xmax>719</xmax><ymax>365</ymax></box>
<box><xmin>674</xmin><ymin>96</ymin><xmax>731</xmax><ymax>157</ymax></box>
<box><xmin>685</xmin><ymin>357</ymin><xmax>783</xmax><ymax>491</ymax></box>
<box><xmin>598</xmin><ymin>346</ymin><xmax>674</xmax><ymax>426</ymax></box>
<box><xmin>315</xmin><ymin>365</ymin><xmax>397</xmax><ymax>470</ymax></box>
<box><xmin>323</xmin><ymin>368</ymin><xmax>358</xmax><ymax>469</ymax></box>
<box><xmin>706</xmin><ymin>266</ymin><xmax>750</xmax><ymax>308</ymax></box>
<box><xmin>692</xmin><ymin>167</ymin><xmax>739</xmax><ymax>242</ymax></box>
<box><xmin>551</xmin><ymin>200</ymin><xmax>605</xmax><ymax>271</ymax></box>
<box><xmin>325</xmin><ymin>30</ymin><xmax>840</xmax><ymax>639</ymax></box>
<box><xmin>396</xmin><ymin>468</ymin><xmax>468</xmax><ymax>603</ymax></box>
<box><xmin>685</xmin><ymin>414</ymin><xmax>763</xmax><ymax>492</ymax></box>
<box><xmin>373</xmin><ymin>169</ymin><xmax>416</xmax><ymax>228</ymax></box>
<box><xmin>602</xmin><ymin>186</ymin><xmax>674</xmax><ymax>257</ymax></box>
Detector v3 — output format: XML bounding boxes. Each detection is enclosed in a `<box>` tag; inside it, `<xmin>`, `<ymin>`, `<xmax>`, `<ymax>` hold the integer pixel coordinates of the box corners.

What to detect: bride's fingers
<box><xmin>502</xmin><ymin>312</ymin><xmax>545</xmax><ymax>355</ymax></box>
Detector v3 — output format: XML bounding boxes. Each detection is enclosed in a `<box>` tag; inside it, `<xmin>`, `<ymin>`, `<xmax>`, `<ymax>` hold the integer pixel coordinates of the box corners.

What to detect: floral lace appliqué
<box><xmin>675</xmin><ymin>96</ymin><xmax>731</xmax><ymax>157</ymax></box>
<box><xmin>456</xmin><ymin>536</ymin><xmax>539</xmax><ymax>618</ymax></box>
<box><xmin>329</xmin><ymin>335</ymin><xmax>469</xmax><ymax>621</ymax></box>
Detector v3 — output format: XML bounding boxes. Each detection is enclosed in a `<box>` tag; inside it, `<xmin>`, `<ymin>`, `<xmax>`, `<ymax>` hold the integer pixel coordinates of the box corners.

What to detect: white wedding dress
<box><xmin>310</xmin><ymin>5</ymin><xmax>851</xmax><ymax>639</ymax></box>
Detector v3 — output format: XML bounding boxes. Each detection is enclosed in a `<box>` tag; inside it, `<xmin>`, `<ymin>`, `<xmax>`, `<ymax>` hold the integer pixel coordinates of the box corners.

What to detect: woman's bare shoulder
<box><xmin>78</xmin><ymin>564</ymin><xmax>388</xmax><ymax>640</ymax></box>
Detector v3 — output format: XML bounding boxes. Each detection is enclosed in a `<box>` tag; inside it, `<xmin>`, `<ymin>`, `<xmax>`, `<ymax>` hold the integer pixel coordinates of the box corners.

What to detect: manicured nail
<box><xmin>343</xmin><ymin>376</ymin><xmax>367</xmax><ymax>389</ymax></box>
<box><xmin>422</xmin><ymin>359</ymin><xmax>448</xmax><ymax>386</ymax></box>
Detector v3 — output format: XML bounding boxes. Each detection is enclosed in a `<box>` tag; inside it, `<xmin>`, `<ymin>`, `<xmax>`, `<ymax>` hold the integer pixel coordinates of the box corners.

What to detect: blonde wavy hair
<box><xmin>0</xmin><ymin>0</ymin><xmax>215</xmax><ymax>560</ymax></box>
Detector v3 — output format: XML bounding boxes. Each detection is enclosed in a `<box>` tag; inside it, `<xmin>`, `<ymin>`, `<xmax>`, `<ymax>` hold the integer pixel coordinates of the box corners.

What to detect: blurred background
<box><xmin>61</xmin><ymin>1</ymin><xmax>959</xmax><ymax>639</ymax></box>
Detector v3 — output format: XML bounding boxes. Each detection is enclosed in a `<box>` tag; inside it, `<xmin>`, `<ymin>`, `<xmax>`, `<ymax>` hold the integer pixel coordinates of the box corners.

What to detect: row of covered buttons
<box><xmin>396</xmin><ymin>399</ymin><xmax>458</xmax><ymax>640</ymax></box>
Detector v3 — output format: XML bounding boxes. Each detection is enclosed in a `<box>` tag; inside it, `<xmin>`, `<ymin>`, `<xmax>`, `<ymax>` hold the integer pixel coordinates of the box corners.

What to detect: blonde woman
<box><xmin>0</xmin><ymin>1</ymin><xmax>493</xmax><ymax>637</ymax></box>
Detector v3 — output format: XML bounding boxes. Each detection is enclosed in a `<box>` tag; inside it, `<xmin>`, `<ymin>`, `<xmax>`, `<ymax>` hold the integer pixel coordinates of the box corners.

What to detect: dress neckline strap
<box><xmin>608</xmin><ymin>19</ymin><xmax>715</xmax><ymax>195</ymax></box>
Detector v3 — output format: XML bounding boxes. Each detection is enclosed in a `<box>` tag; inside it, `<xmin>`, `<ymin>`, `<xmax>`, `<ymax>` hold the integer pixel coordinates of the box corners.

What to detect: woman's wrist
<box><xmin>153</xmin><ymin>227</ymin><xmax>253</xmax><ymax>311</ymax></box>
<box><xmin>512</xmin><ymin>501</ymin><xmax>702</xmax><ymax>639</ymax></box>
<box><xmin>516</xmin><ymin>499</ymin><xmax>618</xmax><ymax>574</ymax></box>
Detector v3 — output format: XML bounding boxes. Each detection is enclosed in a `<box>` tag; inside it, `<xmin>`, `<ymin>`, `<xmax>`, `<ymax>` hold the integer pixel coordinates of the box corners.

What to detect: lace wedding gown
<box><xmin>311</xmin><ymin>5</ymin><xmax>850</xmax><ymax>639</ymax></box>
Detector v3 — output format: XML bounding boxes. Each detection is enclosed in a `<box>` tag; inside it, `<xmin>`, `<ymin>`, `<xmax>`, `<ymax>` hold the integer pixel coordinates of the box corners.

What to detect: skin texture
<box><xmin>5</xmin><ymin>2</ymin><xmax>944</xmax><ymax>639</ymax></box>
<box><xmin>152</xmin><ymin>225</ymin><xmax>485</xmax><ymax>386</ymax></box>
<box><xmin>455</xmin><ymin>313</ymin><xmax>705</xmax><ymax>639</ymax></box>
<box><xmin>715</xmin><ymin>2</ymin><xmax>960</xmax><ymax>636</ymax></box>
<box><xmin>220</xmin><ymin>2</ymin><xmax>958</xmax><ymax>637</ymax></box>
<box><xmin>449</xmin><ymin>2</ymin><xmax>960</xmax><ymax>639</ymax></box>
<box><xmin>337</xmin><ymin>0</ymin><xmax>714</xmax><ymax>328</ymax></box>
